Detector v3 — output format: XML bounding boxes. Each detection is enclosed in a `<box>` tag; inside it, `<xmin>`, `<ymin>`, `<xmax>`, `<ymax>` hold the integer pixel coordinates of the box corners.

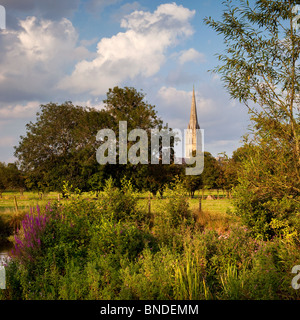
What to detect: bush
<box><xmin>96</xmin><ymin>177</ymin><xmax>142</xmax><ymax>222</ymax></box>
<box><xmin>162</xmin><ymin>178</ymin><xmax>192</xmax><ymax>227</ymax></box>
<box><xmin>120</xmin><ymin>246</ymin><xmax>176</xmax><ymax>300</ymax></box>
<box><xmin>152</xmin><ymin>178</ymin><xmax>194</xmax><ymax>246</ymax></box>
<box><xmin>232</xmin><ymin>146</ymin><xmax>300</xmax><ymax>241</ymax></box>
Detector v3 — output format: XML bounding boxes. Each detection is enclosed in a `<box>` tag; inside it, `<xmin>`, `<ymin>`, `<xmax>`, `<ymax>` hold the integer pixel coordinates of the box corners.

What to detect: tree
<box><xmin>182</xmin><ymin>152</ymin><xmax>221</xmax><ymax>199</ymax></box>
<box><xmin>14</xmin><ymin>87</ymin><xmax>178</xmax><ymax>194</ymax></box>
<box><xmin>183</xmin><ymin>151</ymin><xmax>203</xmax><ymax>198</ymax></box>
<box><xmin>216</xmin><ymin>150</ymin><xmax>243</xmax><ymax>193</ymax></box>
<box><xmin>15</xmin><ymin>102</ymin><xmax>113</xmax><ymax>192</ymax></box>
<box><xmin>101</xmin><ymin>86</ymin><xmax>176</xmax><ymax>193</ymax></box>
<box><xmin>0</xmin><ymin>164</ymin><xmax>5</xmax><ymax>198</ymax></box>
<box><xmin>0</xmin><ymin>162</ymin><xmax>24</xmax><ymax>196</ymax></box>
<box><xmin>201</xmin><ymin>152</ymin><xmax>221</xmax><ymax>190</ymax></box>
<box><xmin>104</xmin><ymin>86</ymin><xmax>162</xmax><ymax>132</ymax></box>
<box><xmin>183</xmin><ymin>174</ymin><xmax>203</xmax><ymax>198</ymax></box>
<box><xmin>205</xmin><ymin>0</ymin><xmax>300</xmax><ymax>238</ymax></box>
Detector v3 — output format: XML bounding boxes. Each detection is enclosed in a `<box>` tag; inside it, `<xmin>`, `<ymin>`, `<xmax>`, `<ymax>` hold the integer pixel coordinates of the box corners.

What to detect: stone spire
<box><xmin>185</xmin><ymin>86</ymin><xmax>200</xmax><ymax>158</ymax></box>
<box><xmin>188</xmin><ymin>85</ymin><xmax>200</xmax><ymax>130</ymax></box>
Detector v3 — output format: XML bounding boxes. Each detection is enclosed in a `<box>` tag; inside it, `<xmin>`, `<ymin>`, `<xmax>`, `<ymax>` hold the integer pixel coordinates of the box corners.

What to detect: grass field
<box><xmin>0</xmin><ymin>190</ymin><xmax>236</xmax><ymax>245</ymax></box>
<box><xmin>0</xmin><ymin>189</ymin><xmax>233</xmax><ymax>212</ymax></box>
<box><xmin>0</xmin><ymin>188</ymin><xmax>237</xmax><ymax>252</ymax></box>
<box><xmin>0</xmin><ymin>191</ymin><xmax>61</xmax><ymax>212</ymax></box>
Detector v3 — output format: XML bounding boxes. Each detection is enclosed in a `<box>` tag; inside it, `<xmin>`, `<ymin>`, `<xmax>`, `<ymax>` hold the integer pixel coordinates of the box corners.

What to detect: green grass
<box><xmin>0</xmin><ymin>191</ymin><xmax>62</xmax><ymax>212</ymax></box>
<box><xmin>0</xmin><ymin>190</ymin><xmax>236</xmax><ymax>245</ymax></box>
<box><xmin>0</xmin><ymin>190</ymin><xmax>233</xmax><ymax>212</ymax></box>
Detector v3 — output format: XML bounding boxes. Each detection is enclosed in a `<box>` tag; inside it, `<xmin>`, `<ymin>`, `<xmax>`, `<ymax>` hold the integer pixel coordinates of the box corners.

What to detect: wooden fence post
<box><xmin>148</xmin><ymin>193</ymin><xmax>151</xmax><ymax>215</ymax></box>
<box><xmin>14</xmin><ymin>196</ymin><xmax>18</xmax><ymax>213</ymax></box>
<box><xmin>199</xmin><ymin>197</ymin><xmax>202</xmax><ymax>212</ymax></box>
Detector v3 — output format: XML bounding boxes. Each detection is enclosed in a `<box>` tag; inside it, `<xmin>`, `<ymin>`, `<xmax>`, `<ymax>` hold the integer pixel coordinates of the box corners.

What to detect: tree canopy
<box><xmin>205</xmin><ymin>0</ymin><xmax>300</xmax><ymax>238</ymax></box>
<box><xmin>14</xmin><ymin>101</ymin><xmax>113</xmax><ymax>192</ymax></box>
<box><xmin>14</xmin><ymin>87</ymin><xmax>169</xmax><ymax>193</ymax></box>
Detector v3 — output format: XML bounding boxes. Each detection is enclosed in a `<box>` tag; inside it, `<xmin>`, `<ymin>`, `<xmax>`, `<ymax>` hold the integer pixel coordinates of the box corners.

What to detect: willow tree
<box><xmin>205</xmin><ymin>0</ymin><xmax>300</xmax><ymax>238</ymax></box>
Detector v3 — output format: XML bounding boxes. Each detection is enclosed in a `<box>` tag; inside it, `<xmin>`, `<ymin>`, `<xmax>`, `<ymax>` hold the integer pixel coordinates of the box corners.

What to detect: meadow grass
<box><xmin>0</xmin><ymin>190</ymin><xmax>236</xmax><ymax>244</ymax></box>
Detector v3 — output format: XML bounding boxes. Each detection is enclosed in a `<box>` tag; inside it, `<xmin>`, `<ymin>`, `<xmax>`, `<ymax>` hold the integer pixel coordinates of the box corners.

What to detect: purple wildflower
<box><xmin>11</xmin><ymin>205</ymin><xmax>50</xmax><ymax>263</ymax></box>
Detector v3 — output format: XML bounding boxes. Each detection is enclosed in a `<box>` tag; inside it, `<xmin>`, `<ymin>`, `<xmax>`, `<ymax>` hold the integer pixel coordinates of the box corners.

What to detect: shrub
<box><xmin>88</xmin><ymin>218</ymin><xmax>156</xmax><ymax>262</ymax></box>
<box><xmin>120</xmin><ymin>246</ymin><xmax>176</xmax><ymax>300</ymax></box>
<box><xmin>162</xmin><ymin>178</ymin><xmax>192</xmax><ymax>228</ymax></box>
<box><xmin>233</xmin><ymin>172</ymin><xmax>300</xmax><ymax>240</ymax></box>
<box><xmin>96</xmin><ymin>177</ymin><xmax>141</xmax><ymax>222</ymax></box>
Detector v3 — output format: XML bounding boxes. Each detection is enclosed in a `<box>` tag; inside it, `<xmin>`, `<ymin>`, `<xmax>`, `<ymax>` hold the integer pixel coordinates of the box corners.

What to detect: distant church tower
<box><xmin>185</xmin><ymin>86</ymin><xmax>200</xmax><ymax>158</ymax></box>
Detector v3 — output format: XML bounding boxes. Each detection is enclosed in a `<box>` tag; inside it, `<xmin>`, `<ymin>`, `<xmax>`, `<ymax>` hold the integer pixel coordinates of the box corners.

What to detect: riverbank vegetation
<box><xmin>0</xmin><ymin>179</ymin><xmax>299</xmax><ymax>300</ymax></box>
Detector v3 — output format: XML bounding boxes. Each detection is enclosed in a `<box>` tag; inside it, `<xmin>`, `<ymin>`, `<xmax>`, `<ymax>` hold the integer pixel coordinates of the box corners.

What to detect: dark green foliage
<box><xmin>14</xmin><ymin>102</ymin><xmax>112</xmax><ymax>192</ymax></box>
<box><xmin>0</xmin><ymin>162</ymin><xmax>24</xmax><ymax>194</ymax></box>
<box><xmin>103</xmin><ymin>86</ymin><xmax>162</xmax><ymax>132</ymax></box>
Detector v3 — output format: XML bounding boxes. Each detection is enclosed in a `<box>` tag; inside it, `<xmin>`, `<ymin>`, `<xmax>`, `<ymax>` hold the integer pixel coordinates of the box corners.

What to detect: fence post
<box><xmin>199</xmin><ymin>196</ymin><xmax>202</xmax><ymax>212</ymax></box>
<box><xmin>14</xmin><ymin>196</ymin><xmax>18</xmax><ymax>213</ymax></box>
<box><xmin>148</xmin><ymin>193</ymin><xmax>151</xmax><ymax>215</ymax></box>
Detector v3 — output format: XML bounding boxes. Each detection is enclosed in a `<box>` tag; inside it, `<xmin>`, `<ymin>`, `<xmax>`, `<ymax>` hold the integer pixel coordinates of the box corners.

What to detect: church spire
<box><xmin>185</xmin><ymin>85</ymin><xmax>200</xmax><ymax>158</ymax></box>
<box><xmin>188</xmin><ymin>85</ymin><xmax>200</xmax><ymax>130</ymax></box>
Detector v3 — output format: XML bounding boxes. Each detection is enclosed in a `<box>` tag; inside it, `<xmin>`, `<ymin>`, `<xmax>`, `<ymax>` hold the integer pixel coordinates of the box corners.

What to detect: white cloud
<box><xmin>157</xmin><ymin>86</ymin><xmax>217</xmax><ymax>118</ymax></box>
<box><xmin>73</xmin><ymin>99</ymin><xmax>105</xmax><ymax>111</ymax></box>
<box><xmin>112</xmin><ymin>2</ymin><xmax>145</xmax><ymax>21</ymax></box>
<box><xmin>178</xmin><ymin>48</ymin><xmax>206</xmax><ymax>65</ymax></box>
<box><xmin>0</xmin><ymin>101</ymin><xmax>40</xmax><ymax>119</ymax></box>
<box><xmin>0</xmin><ymin>16</ymin><xmax>91</xmax><ymax>103</ymax></box>
<box><xmin>58</xmin><ymin>3</ymin><xmax>196</xmax><ymax>95</ymax></box>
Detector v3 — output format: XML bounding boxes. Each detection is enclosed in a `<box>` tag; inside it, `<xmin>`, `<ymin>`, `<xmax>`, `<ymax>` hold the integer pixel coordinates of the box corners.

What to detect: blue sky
<box><xmin>0</xmin><ymin>0</ymin><xmax>250</xmax><ymax>163</ymax></box>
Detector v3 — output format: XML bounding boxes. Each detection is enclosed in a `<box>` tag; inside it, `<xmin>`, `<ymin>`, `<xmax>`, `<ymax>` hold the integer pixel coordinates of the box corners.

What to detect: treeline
<box><xmin>0</xmin><ymin>163</ymin><xmax>25</xmax><ymax>197</ymax></box>
<box><xmin>1</xmin><ymin>86</ymin><xmax>239</xmax><ymax>198</ymax></box>
<box><xmin>2</xmin><ymin>84</ymin><xmax>299</xmax><ymax>240</ymax></box>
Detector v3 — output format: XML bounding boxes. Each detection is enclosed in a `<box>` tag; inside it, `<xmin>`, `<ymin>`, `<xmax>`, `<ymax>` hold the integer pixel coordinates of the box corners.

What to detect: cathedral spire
<box><xmin>188</xmin><ymin>85</ymin><xmax>200</xmax><ymax>130</ymax></box>
<box><xmin>185</xmin><ymin>85</ymin><xmax>200</xmax><ymax>158</ymax></box>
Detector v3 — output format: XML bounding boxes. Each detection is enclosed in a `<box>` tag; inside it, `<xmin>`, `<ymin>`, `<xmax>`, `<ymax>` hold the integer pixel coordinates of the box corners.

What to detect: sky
<box><xmin>0</xmin><ymin>0</ymin><xmax>251</xmax><ymax>163</ymax></box>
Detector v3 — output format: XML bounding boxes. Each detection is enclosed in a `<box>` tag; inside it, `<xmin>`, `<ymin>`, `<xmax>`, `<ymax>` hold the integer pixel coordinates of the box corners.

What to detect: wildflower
<box><xmin>11</xmin><ymin>205</ymin><xmax>50</xmax><ymax>262</ymax></box>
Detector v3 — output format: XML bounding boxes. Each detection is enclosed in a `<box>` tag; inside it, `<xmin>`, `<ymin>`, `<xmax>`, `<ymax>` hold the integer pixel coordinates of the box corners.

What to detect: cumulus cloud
<box><xmin>112</xmin><ymin>2</ymin><xmax>145</xmax><ymax>21</ymax></box>
<box><xmin>157</xmin><ymin>86</ymin><xmax>217</xmax><ymax>120</ymax></box>
<box><xmin>58</xmin><ymin>3</ymin><xmax>196</xmax><ymax>95</ymax></box>
<box><xmin>0</xmin><ymin>101</ymin><xmax>40</xmax><ymax>119</ymax></box>
<box><xmin>0</xmin><ymin>16</ymin><xmax>91</xmax><ymax>103</ymax></box>
<box><xmin>178</xmin><ymin>48</ymin><xmax>206</xmax><ymax>65</ymax></box>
